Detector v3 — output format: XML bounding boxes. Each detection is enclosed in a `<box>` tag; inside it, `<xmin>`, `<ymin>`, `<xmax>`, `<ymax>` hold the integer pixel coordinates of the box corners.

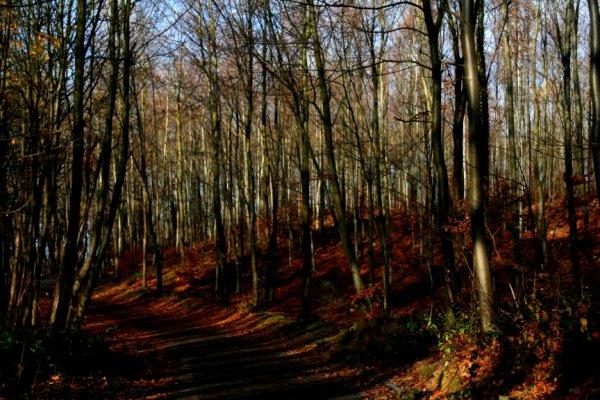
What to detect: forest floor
<box><xmin>34</xmin><ymin>247</ymin><xmax>401</xmax><ymax>399</ymax></box>
<box><xmin>41</xmin><ymin>289</ymin><xmax>371</xmax><ymax>398</ymax></box>
<box><xmin>32</xmin><ymin>201</ymin><xmax>600</xmax><ymax>399</ymax></box>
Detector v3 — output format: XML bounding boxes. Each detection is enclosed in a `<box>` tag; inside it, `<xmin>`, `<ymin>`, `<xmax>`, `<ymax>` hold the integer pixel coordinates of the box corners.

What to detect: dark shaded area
<box><xmin>558</xmin><ymin>331</ymin><xmax>600</xmax><ymax>394</ymax></box>
<box><xmin>39</xmin><ymin>296</ymin><xmax>400</xmax><ymax>399</ymax></box>
<box><xmin>0</xmin><ymin>323</ymin><xmax>152</xmax><ymax>398</ymax></box>
<box><xmin>334</xmin><ymin>317</ymin><xmax>435</xmax><ymax>366</ymax></box>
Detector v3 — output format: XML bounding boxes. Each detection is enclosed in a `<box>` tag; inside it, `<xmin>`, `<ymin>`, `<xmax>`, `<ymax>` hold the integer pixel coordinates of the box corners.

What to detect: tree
<box><xmin>502</xmin><ymin>0</ymin><xmax>520</xmax><ymax>256</ymax></box>
<box><xmin>590</xmin><ymin>0</ymin><xmax>600</xmax><ymax>202</ymax></box>
<box><xmin>422</xmin><ymin>0</ymin><xmax>455</xmax><ymax>305</ymax></box>
<box><xmin>50</xmin><ymin>0</ymin><xmax>87</xmax><ymax>330</ymax></box>
<box><xmin>553</xmin><ymin>1</ymin><xmax>580</xmax><ymax>286</ymax></box>
<box><xmin>461</xmin><ymin>0</ymin><xmax>496</xmax><ymax>332</ymax></box>
<box><xmin>307</xmin><ymin>0</ymin><xmax>363</xmax><ymax>294</ymax></box>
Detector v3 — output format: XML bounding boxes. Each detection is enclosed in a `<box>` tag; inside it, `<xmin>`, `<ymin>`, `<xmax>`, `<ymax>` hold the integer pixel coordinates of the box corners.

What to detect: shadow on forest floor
<box><xmin>36</xmin><ymin>291</ymin><xmax>402</xmax><ymax>399</ymax></box>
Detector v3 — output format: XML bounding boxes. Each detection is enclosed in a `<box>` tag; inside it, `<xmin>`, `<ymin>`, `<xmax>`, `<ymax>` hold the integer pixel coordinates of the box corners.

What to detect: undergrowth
<box><xmin>0</xmin><ymin>326</ymin><xmax>110</xmax><ymax>397</ymax></box>
<box><xmin>336</xmin><ymin>315</ymin><xmax>434</xmax><ymax>363</ymax></box>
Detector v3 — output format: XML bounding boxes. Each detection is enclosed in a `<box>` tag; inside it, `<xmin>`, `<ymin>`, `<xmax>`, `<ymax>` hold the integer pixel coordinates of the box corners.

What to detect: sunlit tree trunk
<box><xmin>462</xmin><ymin>0</ymin><xmax>496</xmax><ymax>332</ymax></box>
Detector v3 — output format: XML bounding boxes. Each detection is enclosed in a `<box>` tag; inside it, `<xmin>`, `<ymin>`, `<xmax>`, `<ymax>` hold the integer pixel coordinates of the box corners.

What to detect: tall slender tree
<box><xmin>462</xmin><ymin>0</ymin><xmax>496</xmax><ymax>332</ymax></box>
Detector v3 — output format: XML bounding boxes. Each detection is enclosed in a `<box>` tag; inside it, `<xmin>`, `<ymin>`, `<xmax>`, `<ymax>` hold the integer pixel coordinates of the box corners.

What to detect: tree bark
<box><xmin>423</xmin><ymin>0</ymin><xmax>455</xmax><ymax>306</ymax></box>
<box><xmin>462</xmin><ymin>0</ymin><xmax>496</xmax><ymax>332</ymax></box>
<box><xmin>555</xmin><ymin>2</ymin><xmax>580</xmax><ymax>285</ymax></box>
<box><xmin>449</xmin><ymin>16</ymin><xmax>466</xmax><ymax>201</ymax></box>
<box><xmin>590</xmin><ymin>0</ymin><xmax>600</xmax><ymax>203</ymax></box>
<box><xmin>307</xmin><ymin>0</ymin><xmax>363</xmax><ymax>293</ymax></box>
<box><xmin>502</xmin><ymin>0</ymin><xmax>520</xmax><ymax>257</ymax></box>
<box><xmin>244</xmin><ymin>0</ymin><xmax>259</xmax><ymax>307</ymax></box>
<box><xmin>50</xmin><ymin>0</ymin><xmax>87</xmax><ymax>329</ymax></box>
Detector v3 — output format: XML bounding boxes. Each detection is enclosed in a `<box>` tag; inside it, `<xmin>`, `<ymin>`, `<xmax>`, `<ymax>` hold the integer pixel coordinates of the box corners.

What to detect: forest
<box><xmin>0</xmin><ymin>0</ymin><xmax>599</xmax><ymax>398</ymax></box>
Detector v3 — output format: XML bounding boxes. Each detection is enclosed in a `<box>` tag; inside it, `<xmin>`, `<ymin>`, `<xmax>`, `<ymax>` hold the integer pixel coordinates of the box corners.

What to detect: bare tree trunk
<box><xmin>70</xmin><ymin>0</ymin><xmax>132</xmax><ymax>330</ymax></box>
<box><xmin>423</xmin><ymin>0</ymin><xmax>455</xmax><ymax>306</ymax></box>
<box><xmin>502</xmin><ymin>1</ymin><xmax>520</xmax><ymax>259</ymax></box>
<box><xmin>50</xmin><ymin>0</ymin><xmax>86</xmax><ymax>329</ymax></box>
<box><xmin>135</xmin><ymin>84</ymin><xmax>162</xmax><ymax>291</ymax></box>
<box><xmin>555</xmin><ymin>2</ymin><xmax>580</xmax><ymax>286</ymax></box>
<box><xmin>533</xmin><ymin>18</ymin><xmax>548</xmax><ymax>269</ymax></box>
<box><xmin>211</xmin><ymin>31</ymin><xmax>228</xmax><ymax>304</ymax></box>
<box><xmin>462</xmin><ymin>0</ymin><xmax>496</xmax><ymax>332</ymax></box>
<box><xmin>449</xmin><ymin>16</ymin><xmax>466</xmax><ymax>201</ymax></box>
<box><xmin>0</xmin><ymin>2</ymin><xmax>11</xmax><ymax>319</ymax></box>
<box><xmin>590</xmin><ymin>0</ymin><xmax>600</xmax><ymax>203</ymax></box>
<box><xmin>244</xmin><ymin>0</ymin><xmax>259</xmax><ymax>307</ymax></box>
<box><xmin>571</xmin><ymin>19</ymin><xmax>588</xmax><ymax>230</ymax></box>
<box><xmin>175</xmin><ymin>80</ymin><xmax>185</xmax><ymax>262</ymax></box>
<box><xmin>307</xmin><ymin>0</ymin><xmax>363</xmax><ymax>293</ymax></box>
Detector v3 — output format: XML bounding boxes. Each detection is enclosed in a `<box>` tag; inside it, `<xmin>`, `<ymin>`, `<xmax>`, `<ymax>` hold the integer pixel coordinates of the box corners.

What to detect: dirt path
<box><xmin>83</xmin><ymin>294</ymin><xmax>370</xmax><ymax>399</ymax></box>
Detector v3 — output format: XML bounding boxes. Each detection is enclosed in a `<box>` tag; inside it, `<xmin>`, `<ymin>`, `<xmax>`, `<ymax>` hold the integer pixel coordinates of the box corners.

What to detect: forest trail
<box><xmin>84</xmin><ymin>292</ymin><xmax>367</xmax><ymax>400</ymax></box>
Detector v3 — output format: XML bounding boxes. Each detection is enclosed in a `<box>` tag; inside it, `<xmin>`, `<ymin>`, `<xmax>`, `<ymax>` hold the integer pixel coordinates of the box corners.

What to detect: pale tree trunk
<box><xmin>462</xmin><ymin>0</ymin><xmax>496</xmax><ymax>332</ymax></box>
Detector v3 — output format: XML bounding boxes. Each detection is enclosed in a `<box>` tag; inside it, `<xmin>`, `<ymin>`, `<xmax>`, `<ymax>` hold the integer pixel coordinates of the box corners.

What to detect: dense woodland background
<box><xmin>1</xmin><ymin>0</ymin><xmax>600</xmax><ymax>397</ymax></box>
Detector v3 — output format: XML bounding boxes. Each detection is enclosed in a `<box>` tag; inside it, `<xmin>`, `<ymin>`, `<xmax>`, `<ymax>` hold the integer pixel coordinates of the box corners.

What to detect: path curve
<box><xmin>87</xmin><ymin>296</ymin><xmax>367</xmax><ymax>399</ymax></box>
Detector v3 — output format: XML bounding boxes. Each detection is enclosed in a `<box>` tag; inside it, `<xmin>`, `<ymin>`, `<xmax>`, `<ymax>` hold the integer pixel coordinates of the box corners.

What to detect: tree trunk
<box><xmin>70</xmin><ymin>0</ymin><xmax>132</xmax><ymax>330</ymax></box>
<box><xmin>450</xmin><ymin>16</ymin><xmax>466</xmax><ymax>201</ymax></box>
<box><xmin>502</xmin><ymin>1</ymin><xmax>520</xmax><ymax>260</ymax></box>
<box><xmin>423</xmin><ymin>0</ymin><xmax>455</xmax><ymax>306</ymax></box>
<box><xmin>50</xmin><ymin>0</ymin><xmax>86</xmax><ymax>329</ymax></box>
<box><xmin>175</xmin><ymin>82</ymin><xmax>186</xmax><ymax>262</ymax></box>
<box><xmin>245</xmin><ymin>0</ymin><xmax>259</xmax><ymax>307</ymax></box>
<box><xmin>590</xmin><ymin>0</ymin><xmax>600</xmax><ymax>203</ymax></box>
<box><xmin>135</xmin><ymin>85</ymin><xmax>162</xmax><ymax>291</ymax></box>
<box><xmin>462</xmin><ymin>0</ymin><xmax>496</xmax><ymax>332</ymax></box>
<box><xmin>556</xmin><ymin>2</ymin><xmax>580</xmax><ymax>285</ymax></box>
<box><xmin>307</xmin><ymin>0</ymin><xmax>363</xmax><ymax>293</ymax></box>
